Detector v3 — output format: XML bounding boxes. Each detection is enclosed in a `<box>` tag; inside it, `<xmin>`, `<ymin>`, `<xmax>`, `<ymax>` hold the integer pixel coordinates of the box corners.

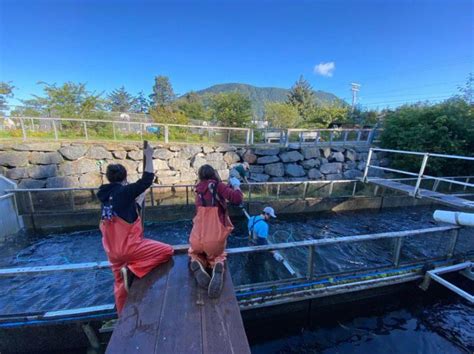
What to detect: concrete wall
<box><xmin>0</xmin><ymin>141</ymin><xmax>388</xmax><ymax>189</ymax></box>
<box><xmin>0</xmin><ymin>176</ymin><xmax>23</xmax><ymax>238</ymax></box>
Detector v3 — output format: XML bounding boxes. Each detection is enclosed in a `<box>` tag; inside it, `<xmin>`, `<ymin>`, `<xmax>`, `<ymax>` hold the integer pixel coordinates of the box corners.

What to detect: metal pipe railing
<box><xmin>5</xmin><ymin>116</ymin><xmax>377</xmax><ymax>146</ymax></box>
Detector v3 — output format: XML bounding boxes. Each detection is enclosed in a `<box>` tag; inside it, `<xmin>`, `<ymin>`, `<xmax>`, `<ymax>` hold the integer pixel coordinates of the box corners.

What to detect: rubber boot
<box><xmin>120</xmin><ymin>266</ymin><xmax>134</xmax><ymax>293</ymax></box>
<box><xmin>208</xmin><ymin>262</ymin><xmax>224</xmax><ymax>298</ymax></box>
<box><xmin>190</xmin><ymin>260</ymin><xmax>211</xmax><ymax>289</ymax></box>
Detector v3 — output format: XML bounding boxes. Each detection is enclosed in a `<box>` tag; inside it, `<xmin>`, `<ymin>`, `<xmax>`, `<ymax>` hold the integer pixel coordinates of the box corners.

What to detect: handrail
<box><xmin>0</xmin><ymin>225</ymin><xmax>458</xmax><ymax>276</ymax></box>
<box><xmin>363</xmin><ymin>148</ymin><xmax>474</xmax><ymax>197</ymax></box>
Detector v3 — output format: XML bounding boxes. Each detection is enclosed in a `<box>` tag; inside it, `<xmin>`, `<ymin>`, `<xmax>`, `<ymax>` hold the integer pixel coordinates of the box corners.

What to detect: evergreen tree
<box><xmin>150</xmin><ymin>76</ymin><xmax>175</xmax><ymax>107</ymax></box>
<box><xmin>176</xmin><ymin>91</ymin><xmax>210</xmax><ymax>121</ymax></box>
<box><xmin>106</xmin><ymin>86</ymin><xmax>136</xmax><ymax>112</ymax></box>
<box><xmin>132</xmin><ymin>91</ymin><xmax>151</xmax><ymax>113</ymax></box>
<box><xmin>287</xmin><ymin>75</ymin><xmax>316</xmax><ymax>121</ymax></box>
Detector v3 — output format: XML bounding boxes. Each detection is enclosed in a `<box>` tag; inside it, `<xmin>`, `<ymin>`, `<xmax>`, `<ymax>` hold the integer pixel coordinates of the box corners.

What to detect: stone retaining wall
<box><xmin>0</xmin><ymin>142</ymin><xmax>388</xmax><ymax>188</ymax></box>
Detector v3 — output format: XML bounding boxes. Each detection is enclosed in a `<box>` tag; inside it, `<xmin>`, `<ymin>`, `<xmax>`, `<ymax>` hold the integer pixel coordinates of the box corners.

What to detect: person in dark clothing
<box><xmin>97</xmin><ymin>144</ymin><xmax>173</xmax><ymax>314</ymax></box>
<box><xmin>188</xmin><ymin>164</ymin><xmax>243</xmax><ymax>298</ymax></box>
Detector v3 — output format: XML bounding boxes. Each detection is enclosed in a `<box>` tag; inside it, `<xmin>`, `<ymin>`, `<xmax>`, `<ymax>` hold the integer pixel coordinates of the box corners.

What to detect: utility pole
<box><xmin>351</xmin><ymin>83</ymin><xmax>361</xmax><ymax>113</ymax></box>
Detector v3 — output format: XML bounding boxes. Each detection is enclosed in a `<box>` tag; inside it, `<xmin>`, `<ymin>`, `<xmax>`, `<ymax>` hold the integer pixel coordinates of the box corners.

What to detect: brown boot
<box><xmin>208</xmin><ymin>262</ymin><xmax>224</xmax><ymax>298</ymax></box>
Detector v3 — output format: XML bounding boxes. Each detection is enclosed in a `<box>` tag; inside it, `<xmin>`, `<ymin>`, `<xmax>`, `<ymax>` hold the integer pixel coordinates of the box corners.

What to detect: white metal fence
<box><xmin>1</xmin><ymin>116</ymin><xmax>377</xmax><ymax>146</ymax></box>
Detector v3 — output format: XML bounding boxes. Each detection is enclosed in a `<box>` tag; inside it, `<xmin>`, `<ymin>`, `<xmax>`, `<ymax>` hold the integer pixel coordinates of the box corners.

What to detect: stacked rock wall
<box><xmin>0</xmin><ymin>142</ymin><xmax>388</xmax><ymax>188</ymax></box>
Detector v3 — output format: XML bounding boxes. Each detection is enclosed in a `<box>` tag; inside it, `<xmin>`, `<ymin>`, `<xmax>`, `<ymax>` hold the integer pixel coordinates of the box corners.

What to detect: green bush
<box><xmin>380</xmin><ymin>98</ymin><xmax>474</xmax><ymax>176</ymax></box>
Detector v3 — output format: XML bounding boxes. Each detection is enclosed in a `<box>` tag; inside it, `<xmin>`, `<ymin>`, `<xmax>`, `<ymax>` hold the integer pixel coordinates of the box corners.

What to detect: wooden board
<box><xmin>106</xmin><ymin>255</ymin><xmax>250</xmax><ymax>354</ymax></box>
<box><xmin>368</xmin><ymin>178</ymin><xmax>474</xmax><ymax>210</ymax></box>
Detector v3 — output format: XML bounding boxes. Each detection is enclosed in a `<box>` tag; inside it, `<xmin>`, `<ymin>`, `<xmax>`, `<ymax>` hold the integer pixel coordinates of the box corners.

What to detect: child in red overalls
<box><xmin>97</xmin><ymin>144</ymin><xmax>173</xmax><ymax>314</ymax></box>
<box><xmin>188</xmin><ymin>164</ymin><xmax>243</xmax><ymax>298</ymax></box>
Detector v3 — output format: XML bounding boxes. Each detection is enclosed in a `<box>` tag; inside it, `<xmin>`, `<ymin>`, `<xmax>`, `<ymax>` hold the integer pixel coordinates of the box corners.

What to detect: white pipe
<box><xmin>433</xmin><ymin>210</ymin><xmax>474</xmax><ymax>227</ymax></box>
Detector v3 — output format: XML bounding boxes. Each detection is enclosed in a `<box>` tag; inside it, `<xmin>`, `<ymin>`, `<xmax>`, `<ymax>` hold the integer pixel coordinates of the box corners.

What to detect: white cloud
<box><xmin>314</xmin><ymin>62</ymin><xmax>335</xmax><ymax>77</ymax></box>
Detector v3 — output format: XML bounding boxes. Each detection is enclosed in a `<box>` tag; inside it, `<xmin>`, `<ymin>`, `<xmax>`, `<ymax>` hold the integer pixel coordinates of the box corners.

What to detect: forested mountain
<box><xmin>189</xmin><ymin>83</ymin><xmax>343</xmax><ymax>118</ymax></box>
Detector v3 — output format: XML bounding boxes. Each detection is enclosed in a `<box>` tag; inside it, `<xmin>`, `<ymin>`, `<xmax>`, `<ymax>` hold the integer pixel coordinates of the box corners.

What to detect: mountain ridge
<box><xmin>183</xmin><ymin>83</ymin><xmax>344</xmax><ymax>119</ymax></box>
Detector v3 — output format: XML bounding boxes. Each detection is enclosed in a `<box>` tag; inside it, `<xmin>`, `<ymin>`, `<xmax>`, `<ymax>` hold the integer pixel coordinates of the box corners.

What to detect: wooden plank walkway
<box><xmin>106</xmin><ymin>255</ymin><xmax>250</xmax><ymax>354</ymax></box>
<box><xmin>367</xmin><ymin>178</ymin><xmax>474</xmax><ymax>210</ymax></box>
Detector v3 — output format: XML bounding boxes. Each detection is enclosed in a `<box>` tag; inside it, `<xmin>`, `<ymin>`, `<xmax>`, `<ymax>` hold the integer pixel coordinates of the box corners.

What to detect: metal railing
<box><xmin>2</xmin><ymin>116</ymin><xmax>377</xmax><ymax>147</ymax></box>
<box><xmin>362</xmin><ymin>148</ymin><xmax>474</xmax><ymax>197</ymax></box>
<box><xmin>7</xmin><ymin>177</ymin><xmax>474</xmax><ymax>216</ymax></box>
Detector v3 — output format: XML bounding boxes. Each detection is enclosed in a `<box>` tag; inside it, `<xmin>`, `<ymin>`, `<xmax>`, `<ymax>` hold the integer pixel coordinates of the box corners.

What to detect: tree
<box><xmin>0</xmin><ymin>82</ymin><xmax>14</xmax><ymax>114</ymax></box>
<box><xmin>287</xmin><ymin>76</ymin><xmax>316</xmax><ymax>122</ymax></box>
<box><xmin>13</xmin><ymin>81</ymin><xmax>105</xmax><ymax>118</ymax></box>
<box><xmin>380</xmin><ymin>99</ymin><xmax>474</xmax><ymax>176</ymax></box>
<box><xmin>264</xmin><ymin>102</ymin><xmax>300</xmax><ymax>128</ymax></box>
<box><xmin>149</xmin><ymin>105</ymin><xmax>188</xmax><ymax>124</ymax></box>
<box><xmin>306</xmin><ymin>103</ymin><xmax>350</xmax><ymax>128</ymax></box>
<box><xmin>175</xmin><ymin>91</ymin><xmax>210</xmax><ymax>121</ymax></box>
<box><xmin>457</xmin><ymin>73</ymin><xmax>473</xmax><ymax>105</ymax></box>
<box><xmin>106</xmin><ymin>86</ymin><xmax>137</xmax><ymax>112</ymax></box>
<box><xmin>150</xmin><ymin>76</ymin><xmax>175</xmax><ymax>107</ymax></box>
<box><xmin>132</xmin><ymin>91</ymin><xmax>151</xmax><ymax>113</ymax></box>
<box><xmin>210</xmin><ymin>92</ymin><xmax>252</xmax><ymax>127</ymax></box>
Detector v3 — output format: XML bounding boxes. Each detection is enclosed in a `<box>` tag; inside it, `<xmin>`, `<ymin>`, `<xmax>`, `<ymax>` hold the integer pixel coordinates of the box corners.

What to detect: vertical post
<box><xmin>112</xmin><ymin>122</ymin><xmax>117</xmax><ymax>140</ymax></box>
<box><xmin>329</xmin><ymin>131</ymin><xmax>334</xmax><ymax>145</ymax></box>
<box><xmin>463</xmin><ymin>177</ymin><xmax>470</xmax><ymax>192</ymax></box>
<box><xmin>69</xmin><ymin>190</ymin><xmax>75</xmax><ymax>211</ymax></box>
<box><xmin>302</xmin><ymin>182</ymin><xmax>308</xmax><ymax>199</ymax></box>
<box><xmin>246</xmin><ymin>129</ymin><xmax>251</xmax><ymax>145</ymax></box>
<box><xmin>432</xmin><ymin>179</ymin><xmax>440</xmax><ymax>192</ymax></box>
<box><xmin>367</xmin><ymin>128</ymin><xmax>376</xmax><ymax>145</ymax></box>
<box><xmin>446</xmin><ymin>228</ymin><xmax>459</xmax><ymax>259</ymax></box>
<box><xmin>28</xmin><ymin>191</ymin><xmax>35</xmax><ymax>213</ymax></box>
<box><xmin>227</xmin><ymin>130</ymin><xmax>231</xmax><ymax>143</ymax></box>
<box><xmin>186</xmin><ymin>186</ymin><xmax>189</xmax><ymax>206</ymax></box>
<box><xmin>362</xmin><ymin>148</ymin><xmax>374</xmax><ymax>182</ymax></box>
<box><xmin>83</xmin><ymin>122</ymin><xmax>88</xmax><ymax>140</ymax></box>
<box><xmin>373</xmin><ymin>185</ymin><xmax>379</xmax><ymax>196</ymax></box>
<box><xmin>164</xmin><ymin>125</ymin><xmax>169</xmax><ymax>144</ymax></box>
<box><xmin>277</xmin><ymin>183</ymin><xmax>281</xmax><ymax>200</ymax></box>
<box><xmin>52</xmin><ymin>120</ymin><xmax>58</xmax><ymax>140</ymax></box>
<box><xmin>343</xmin><ymin>131</ymin><xmax>348</xmax><ymax>145</ymax></box>
<box><xmin>150</xmin><ymin>187</ymin><xmax>155</xmax><ymax>207</ymax></box>
<box><xmin>356</xmin><ymin>130</ymin><xmax>362</xmax><ymax>142</ymax></box>
<box><xmin>19</xmin><ymin>118</ymin><xmax>27</xmax><ymax>141</ymax></box>
<box><xmin>392</xmin><ymin>237</ymin><xmax>403</xmax><ymax>266</ymax></box>
<box><xmin>139</xmin><ymin>124</ymin><xmax>143</xmax><ymax>140</ymax></box>
<box><xmin>285</xmin><ymin>129</ymin><xmax>290</xmax><ymax>147</ymax></box>
<box><xmin>412</xmin><ymin>153</ymin><xmax>429</xmax><ymax>197</ymax></box>
<box><xmin>307</xmin><ymin>245</ymin><xmax>314</xmax><ymax>280</ymax></box>
<box><xmin>328</xmin><ymin>181</ymin><xmax>334</xmax><ymax>196</ymax></box>
<box><xmin>30</xmin><ymin>117</ymin><xmax>35</xmax><ymax>132</ymax></box>
<box><xmin>314</xmin><ymin>131</ymin><xmax>320</xmax><ymax>146</ymax></box>
<box><xmin>251</xmin><ymin>129</ymin><xmax>254</xmax><ymax>145</ymax></box>
<box><xmin>352</xmin><ymin>180</ymin><xmax>358</xmax><ymax>196</ymax></box>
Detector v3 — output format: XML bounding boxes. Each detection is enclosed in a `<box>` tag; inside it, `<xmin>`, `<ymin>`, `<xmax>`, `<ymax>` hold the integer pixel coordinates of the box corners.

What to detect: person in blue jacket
<box><xmin>247</xmin><ymin>206</ymin><xmax>276</xmax><ymax>245</ymax></box>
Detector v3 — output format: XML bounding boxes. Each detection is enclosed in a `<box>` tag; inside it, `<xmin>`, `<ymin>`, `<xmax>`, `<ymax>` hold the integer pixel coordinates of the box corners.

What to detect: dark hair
<box><xmin>198</xmin><ymin>164</ymin><xmax>221</xmax><ymax>182</ymax></box>
<box><xmin>106</xmin><ymin>164</ymin><xmax>127</xmax><ymax>183</ymax></box>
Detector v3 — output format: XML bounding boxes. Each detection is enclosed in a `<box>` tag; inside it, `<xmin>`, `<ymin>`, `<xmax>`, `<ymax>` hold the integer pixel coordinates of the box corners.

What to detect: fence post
<box><xmin>343</xmin><ymin>131</ymin><xmax>348</xmax><ymax>145</ymax></box>
<box><xmin>412</xmin><ymin>153</ymin><xmax>429</xmax><ymax>197</ymax></box>
<box><xmin>285</xmin><ymin>129</ymin><xmax>290</xmax><ymax>147</ymax></box>
<box><xmin>362</xmin><ymin>148</ymin><xmax>374</xmax><ymax>183</ymax></box>
<box><xmin>307</xmin><ymin>245</ymin><xmax>314</xmax><ymax>280</ymax></box>
<box><xmin>302</xmin><ymin>182</ymin><xmax>308</xmax><ymax>199</ymax></box>
<box><xmin>30</xmin><ymin>118</ymin><xmax>35</xmax><ymax>132</ymax></box>
<box><xmin>246</xmin><ymin>129</ymin><xmax>251</xmax><ymax>145</ymax></box>
<box><xmin>367</xmin><ymin>128</ymin><xmax>376</xmax><ymax>145</ymax></box>
<box><xmin>314</xmin><ymin>131</ymin><xmax>320</xmax><ymax>146</ymax></box>
<box><xmin>164</xmin><ymin>125</ymin><xmax>169</xmax><ymax>144</ymax></box>
<box><xmin>83</xmin><ymin>122</ymin><xmax>88</xmax><ymax>140</ymax></box>
<box><xmin>329</xmin><ymin>131</ymin><xmax>334</xmax><ymax>145</ymax></box>
<box><xmin>112</xmin><ymin>122</ymin><xmax>117</xmax><ymax>140</ymax></box>
<box><xmin>52</xmin><ymin>120</ymin><xmax>58</xmax><ymax>140</ymax></box>
<box><xmin>19</xmin><ymin>118</ymin><xmax>27</xmax><ymax>141</ymax></box>
<box><xmin>356</xmin><ymin>130</ymin><xmax>362</xmax><ymax>142</ymax></box>
<box><xmin>446</xmin><ymin>228</ymin><xmax>459</xmax><ymax>258</ymax></box>
<box><xmin>392</xmin><ymin>237</ymin><xmax>403</xmax><ymax>266</ymax></box>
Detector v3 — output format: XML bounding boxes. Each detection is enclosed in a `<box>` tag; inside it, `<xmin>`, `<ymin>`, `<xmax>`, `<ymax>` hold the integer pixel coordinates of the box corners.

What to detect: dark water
<box><xmin>249</xmin><ymin>280</ymin><xmax>474</xmax><ymax>353</ymax></box>
<box><xmin>0</xmin><ymin>206</ymin><xmax>473</xmax><ymax>352</ymax></box>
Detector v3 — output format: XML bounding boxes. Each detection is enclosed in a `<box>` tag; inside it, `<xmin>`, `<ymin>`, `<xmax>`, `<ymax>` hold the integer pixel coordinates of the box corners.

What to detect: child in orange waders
<box><xmin>97</xmin><ymin>144</ymin><xmax>174</xmax><ymax>314</ymax></box>
<box><xmin>189</xmin><ymin>164</ymin><xmax>243</xmax><ymax>298</ymax></box>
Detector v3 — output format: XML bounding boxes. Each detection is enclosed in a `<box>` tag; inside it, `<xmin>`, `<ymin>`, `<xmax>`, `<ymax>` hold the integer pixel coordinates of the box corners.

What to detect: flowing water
<box><xmin>0</xmin><ymin>205</ymin><xmax>473</xmax><ymax>352</ymax></box>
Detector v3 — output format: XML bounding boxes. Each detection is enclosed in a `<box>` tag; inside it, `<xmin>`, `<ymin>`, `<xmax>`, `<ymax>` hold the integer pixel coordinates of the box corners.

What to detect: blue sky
<box><xmin>1</xmin><ymin>0</ymin><xmax>472</xmax><ymax>109</ymax></box>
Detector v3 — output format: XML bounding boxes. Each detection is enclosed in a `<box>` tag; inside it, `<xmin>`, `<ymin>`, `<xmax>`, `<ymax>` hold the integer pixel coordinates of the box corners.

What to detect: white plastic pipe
<box><xmin>433</xmin><ymin>210</ymin><xmax>474</xmax><ymax>227</ymax></box>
